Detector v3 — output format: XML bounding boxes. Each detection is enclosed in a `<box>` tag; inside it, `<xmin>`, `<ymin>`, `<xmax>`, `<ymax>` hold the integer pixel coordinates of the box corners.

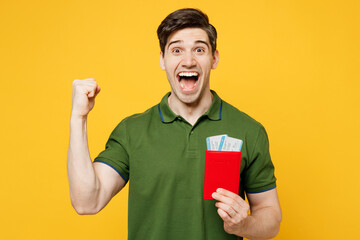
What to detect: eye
<box><xmin>195</xmin><ymin>48</ymin><xmax>205</xmax><ymax>53</ymax></box>
<box><xmin>172</xmin><ymin>48</ymin><xmax>181</xmax><ymax>54</ymax></box>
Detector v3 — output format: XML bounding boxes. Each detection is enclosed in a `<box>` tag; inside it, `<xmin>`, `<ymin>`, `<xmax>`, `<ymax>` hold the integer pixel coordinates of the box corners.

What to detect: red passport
<box><xmin>203</xmin><ymin>150</ymin><xmax>242</xmax><ymax>199</ymax></box>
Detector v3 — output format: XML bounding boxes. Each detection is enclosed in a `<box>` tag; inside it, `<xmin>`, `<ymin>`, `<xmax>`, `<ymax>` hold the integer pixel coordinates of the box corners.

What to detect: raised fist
<box><xmin>71</xmin><ymin>78</ymin><xmax>101</xmax><ymax>118</ymax></box>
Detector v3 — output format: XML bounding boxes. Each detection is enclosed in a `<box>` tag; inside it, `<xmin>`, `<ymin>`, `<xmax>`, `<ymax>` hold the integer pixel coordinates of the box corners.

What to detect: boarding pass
<box><xmin>206</xmin><ymin>134</ymin><xmax>243</xmax><ymax>152</ymax></box>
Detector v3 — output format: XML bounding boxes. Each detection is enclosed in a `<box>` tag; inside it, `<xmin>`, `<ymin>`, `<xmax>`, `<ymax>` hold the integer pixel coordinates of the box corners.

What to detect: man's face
<box><xmin>160</xmin><ymin>28</ymin><xmax>219</xmax><ymax>105</ymax></box>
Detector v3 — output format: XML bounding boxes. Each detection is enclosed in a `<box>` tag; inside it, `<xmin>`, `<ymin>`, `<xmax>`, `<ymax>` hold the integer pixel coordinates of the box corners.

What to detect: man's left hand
<box><xmin>212</xmin><ymin>188</ymin><xmax>250</xmax><ymax>235</ymax></box>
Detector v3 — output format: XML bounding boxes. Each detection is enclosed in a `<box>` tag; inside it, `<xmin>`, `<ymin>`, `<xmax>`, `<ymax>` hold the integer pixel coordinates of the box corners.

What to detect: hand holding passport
<box><xmin>203</xmin><ymin>135</ymin><xmax>243</xmax><ymax>199</ymax></box>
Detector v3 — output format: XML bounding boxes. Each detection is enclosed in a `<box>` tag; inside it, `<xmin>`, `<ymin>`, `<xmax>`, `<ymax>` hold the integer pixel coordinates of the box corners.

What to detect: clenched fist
<box><xmin>71</xmin><ymin>78</ymin><xmax>101</xmax><ymax>118</ymax></box>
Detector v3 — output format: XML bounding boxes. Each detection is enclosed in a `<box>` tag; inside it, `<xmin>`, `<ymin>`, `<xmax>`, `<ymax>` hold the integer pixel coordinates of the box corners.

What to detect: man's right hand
<box><xmin>68</xmin><ymin>78</ymin><xmax>125</xmax><ymax>215</ymax></box>
<box><xmin>71</xmin><ymin>78</ymin><xmax>101</xmax><ymax>118</ymax></box>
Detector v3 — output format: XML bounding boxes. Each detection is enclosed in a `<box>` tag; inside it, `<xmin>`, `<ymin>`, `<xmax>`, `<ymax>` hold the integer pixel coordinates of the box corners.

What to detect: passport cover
<box><xmin>203</xmin><ymin>150</ymin><xmax>242</xmax><ymax>199</ymax></box>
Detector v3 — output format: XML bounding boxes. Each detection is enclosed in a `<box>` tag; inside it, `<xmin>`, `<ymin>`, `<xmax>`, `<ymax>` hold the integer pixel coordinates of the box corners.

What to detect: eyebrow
<box><xmin>195</xmin><ymin>40</ymin><xmax>210</xmax><ymax>49</ymax></box>
<box><xmin>167</xmin><ymin>40</ymin><xmax>182</xmax><ymax>49</ymax></box>
<box><xmin>167</xmin><ymin>40</ymin><xmax>210</xmax><ymax>50</ymax></box>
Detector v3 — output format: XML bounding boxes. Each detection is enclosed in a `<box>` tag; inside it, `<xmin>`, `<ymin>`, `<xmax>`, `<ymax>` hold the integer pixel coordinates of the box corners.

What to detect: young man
<box><xmin>68</xmin><ymin>8</ymin><xmax>281</xmax><ymax>240</ymax></box>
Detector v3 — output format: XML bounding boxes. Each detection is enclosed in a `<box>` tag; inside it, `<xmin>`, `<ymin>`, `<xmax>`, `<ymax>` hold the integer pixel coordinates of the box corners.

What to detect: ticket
<box><xmin>206</xmin><ymin>134</ymin><xmax>227</xmax><ymax>150</ymax></box>
<box><xmin>220</xmin><ymin>136</ymin><xmax>243</xmax><ymax>152</ymax></box>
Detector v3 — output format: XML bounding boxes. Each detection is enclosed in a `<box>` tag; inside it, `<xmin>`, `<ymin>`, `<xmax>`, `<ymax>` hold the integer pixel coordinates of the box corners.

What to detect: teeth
<box><xmin>179</xmin><ymin>72</ymin><xmax>199</xmax><ymax>77</ymax></box>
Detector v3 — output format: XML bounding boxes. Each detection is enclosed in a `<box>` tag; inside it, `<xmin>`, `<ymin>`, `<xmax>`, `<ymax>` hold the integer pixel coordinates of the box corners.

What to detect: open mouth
<box><xmin>178</xmin><ymin>72</ymin><xmax>199</xmax><ymax>91</ymax></box>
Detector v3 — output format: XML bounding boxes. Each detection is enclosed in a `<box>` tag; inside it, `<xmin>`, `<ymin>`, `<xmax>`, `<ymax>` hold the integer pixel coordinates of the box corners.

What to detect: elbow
<box><xmin>255</xmin><ymin>221</ymin><xmax>281</xmax><ymax>240</ymax></box>
<box><xmin>269</xmin><ymin>225</ymin><xmax>280</xmax><ymax>239</ymax></box>
<box><xmin>257</xmin><ymin>210</ymin><xmax>282</xmax><ymax>239</ymax></box>
<box><xmin>74</xmin><ymin>206</ymin><xmax>99</xmax><ymax>215</ymax></box>
<box><xmin>71</xmin><ymin>199</ymin><xmax>100</xmax><ymax>215</ymax></box>
<box><xmin>69</xmin><ymin>186</ymin><xmax>102</xmax><ymax>215</ymax></box>
<box><xmin>269</xmin><ymin>213</ymin><xmax>282</xmax><ymax>239</ymax></box>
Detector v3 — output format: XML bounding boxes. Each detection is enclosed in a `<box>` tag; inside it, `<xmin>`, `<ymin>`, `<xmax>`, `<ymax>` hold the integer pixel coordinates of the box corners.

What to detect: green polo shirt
<box><xmin>94</xmin><ymin>90</ymin><xmax>276</xmax><ymax>240</ymax></box>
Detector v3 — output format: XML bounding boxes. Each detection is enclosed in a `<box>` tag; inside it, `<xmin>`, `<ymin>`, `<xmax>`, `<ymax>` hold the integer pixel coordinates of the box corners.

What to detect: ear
<box><xmin>160</xmin><ymin>51</ymin><xmax>165</xmax><ymax>70</ymax></box>
<box><xmin>211</xmin><ymin>50</ymin><xmax>219</xmax><ymax>69</ymax></box>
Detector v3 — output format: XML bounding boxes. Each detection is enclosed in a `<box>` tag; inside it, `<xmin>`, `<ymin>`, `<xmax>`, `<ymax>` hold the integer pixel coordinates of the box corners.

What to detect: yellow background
<box><xmin>1</xmin><ymin>0</ymin><xmax>359</xmax><ymax>239</ymax></box>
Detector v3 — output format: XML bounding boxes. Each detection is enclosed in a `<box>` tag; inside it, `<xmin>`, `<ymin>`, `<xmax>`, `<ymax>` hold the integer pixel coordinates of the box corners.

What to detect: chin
<box><xmin>177</xmin><ymin>92</ymin><xmax>201</xmax><ymax>105</ymax></box>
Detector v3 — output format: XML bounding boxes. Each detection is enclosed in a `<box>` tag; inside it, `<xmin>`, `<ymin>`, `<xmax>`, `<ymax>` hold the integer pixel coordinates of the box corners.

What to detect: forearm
<box><xmin>236</xmin><ymin>207</ymin><xmax>281</xmax><ymax>240</ymax></box>
<box><xmin>67</xmin><ymin>116</ymin><xmax>100</xmax><ymax>214</ymax></box>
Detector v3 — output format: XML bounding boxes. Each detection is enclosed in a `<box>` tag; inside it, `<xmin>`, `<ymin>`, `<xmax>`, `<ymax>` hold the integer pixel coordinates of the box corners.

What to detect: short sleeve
<box><xmin>94</xmin><ymin>120</ymin><xmax>130</xmax><ymax>182</ymax></box>
<box><xmin>244</xmin><ymin>126</ymin><xmax>276</xmax><ymax>193</ymax></box>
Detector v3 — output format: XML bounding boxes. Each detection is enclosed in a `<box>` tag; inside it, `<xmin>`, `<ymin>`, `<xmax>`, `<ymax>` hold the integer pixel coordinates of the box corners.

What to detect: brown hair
<box><xmin>157</xmin><ymin>8</ymin><xmax>217</xmax><ymax>56</ymax></box>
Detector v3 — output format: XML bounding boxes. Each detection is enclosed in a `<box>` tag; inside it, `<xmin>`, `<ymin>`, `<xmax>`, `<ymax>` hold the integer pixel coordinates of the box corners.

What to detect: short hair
<box><xmin>157</xmin><ymin>8</ymin><xmax>217</xmax><ymax>56</ymax></box>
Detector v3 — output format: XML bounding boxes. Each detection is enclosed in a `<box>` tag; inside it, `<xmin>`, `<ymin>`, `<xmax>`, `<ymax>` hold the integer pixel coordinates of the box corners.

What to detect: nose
<box><xmin>181</xmin><ymin>51</ymin><xmax>196</xmax><ymax>68</ymax></box>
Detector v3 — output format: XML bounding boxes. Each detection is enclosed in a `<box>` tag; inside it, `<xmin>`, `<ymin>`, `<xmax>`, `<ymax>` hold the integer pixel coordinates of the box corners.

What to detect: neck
<box><xmin>168</xmin><ymin>91</ymin><xmax>213</xmax><ymax>126</ymax></box>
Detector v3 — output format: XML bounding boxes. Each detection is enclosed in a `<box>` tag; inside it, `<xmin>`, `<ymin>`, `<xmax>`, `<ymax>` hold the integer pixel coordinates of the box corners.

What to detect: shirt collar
<box><xmin>158</xmin><ymin>90</ymin><xmax>223</xmax><ymax>123</ymax></box>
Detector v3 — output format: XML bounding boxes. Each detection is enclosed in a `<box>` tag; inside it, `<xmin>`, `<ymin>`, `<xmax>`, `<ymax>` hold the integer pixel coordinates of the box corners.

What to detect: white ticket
<box><xmin>206</xmin><ymin>134</ymin><xmax>227</xmax><ymax>150</ymax></box>
<box><xmin>220</xmin><ymin>136</ymin><xmax>243</xmax><ymax>152</ymax></box>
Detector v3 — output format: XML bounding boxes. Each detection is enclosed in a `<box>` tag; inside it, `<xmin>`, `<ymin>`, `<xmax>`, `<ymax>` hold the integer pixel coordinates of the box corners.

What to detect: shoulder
<box><xmin>222</xmin><ymin>100</ymin><xmax>265</xmax><ymax>132</ymax></box>
<box><xmin>112</xmin><ymin>104</ymin><xmax>159</xmax><ymax>133</ymax></box>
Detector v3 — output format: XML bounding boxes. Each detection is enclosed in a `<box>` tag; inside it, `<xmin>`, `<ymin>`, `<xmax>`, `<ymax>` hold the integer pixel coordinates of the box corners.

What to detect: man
<box><xmin>68</xmin><ymin>8</ymin><xmax>281</xmax><ymax>240</ymax></box>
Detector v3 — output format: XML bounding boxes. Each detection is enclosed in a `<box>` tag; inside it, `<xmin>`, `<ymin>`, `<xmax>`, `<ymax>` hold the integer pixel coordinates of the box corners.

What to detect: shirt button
<box><xmin>177</xmin><ymin>117</ymin><xmax>181</xmax><ymax>120</ymax></box>
<box><xmin>190</xmin><ymin>131</ymin><xmax>194</xmax><ymax>135</ymax></box>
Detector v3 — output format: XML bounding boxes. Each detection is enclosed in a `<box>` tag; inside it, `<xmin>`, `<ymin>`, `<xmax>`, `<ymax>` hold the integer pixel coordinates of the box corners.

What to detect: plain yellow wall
<box><xmin>1</xmin><ymin>0</ymin><xmax>359</xmax><ymax>239</ymax></box>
